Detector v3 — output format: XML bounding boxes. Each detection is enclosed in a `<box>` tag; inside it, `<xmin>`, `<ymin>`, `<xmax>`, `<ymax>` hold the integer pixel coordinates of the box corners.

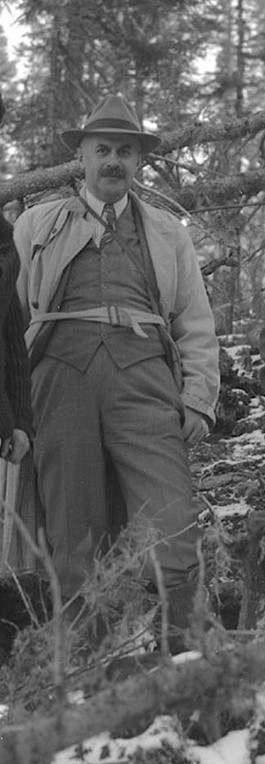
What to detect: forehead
<box><xmin>81</xmin><ymin>133</ymin><xmax>141</xmax><ymax>152</ymax></box>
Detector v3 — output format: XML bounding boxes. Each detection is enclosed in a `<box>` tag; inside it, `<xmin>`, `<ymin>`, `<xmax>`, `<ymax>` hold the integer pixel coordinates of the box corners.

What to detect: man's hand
<box><xmin>0</xmin><ymin>429</ymin><xmax>30</xmax><ymax>464</ymax></box>
<box><xmin>182</xmin><ymin>407</ymin><xmax>209</xmax><ymax>449</ymax></box>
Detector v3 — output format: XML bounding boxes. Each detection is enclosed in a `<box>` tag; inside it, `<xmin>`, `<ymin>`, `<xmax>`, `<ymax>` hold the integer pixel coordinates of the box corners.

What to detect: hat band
<box><xmin>83</xmin><ymin>118</ymin><xmax>141</xmax><ymax>133</ymax></box>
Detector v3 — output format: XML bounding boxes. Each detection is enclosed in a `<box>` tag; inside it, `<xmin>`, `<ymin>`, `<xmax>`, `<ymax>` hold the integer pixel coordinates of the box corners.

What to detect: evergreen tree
<box><xmin>9</xmin><ymin>0</ymin><xmax>221</xmax><ymax>167</ymax></box>
<box><xmin>0</xmin><ymin>23</ymin><xmax>16</xmax><ymax>175</ymax></box>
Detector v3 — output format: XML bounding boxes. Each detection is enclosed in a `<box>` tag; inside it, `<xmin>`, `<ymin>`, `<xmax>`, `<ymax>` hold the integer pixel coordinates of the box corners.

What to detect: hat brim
<box><xmin>60</xmin><ymin>127</ymin><xmax>160</xmax><ymax>153</ymax></box>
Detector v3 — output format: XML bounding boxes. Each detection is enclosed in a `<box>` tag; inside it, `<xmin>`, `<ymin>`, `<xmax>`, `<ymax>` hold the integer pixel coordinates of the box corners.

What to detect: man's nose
<box><xmin>108</xmin><ymin>149</ymin><xmax>120</xmax><ymax>163</ymax></box>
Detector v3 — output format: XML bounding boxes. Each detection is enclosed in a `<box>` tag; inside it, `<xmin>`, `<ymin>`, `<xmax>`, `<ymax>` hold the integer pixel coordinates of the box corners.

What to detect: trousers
<box><xmin>31</xmin><ymin>346</ymin><xmax>199</xmax><ymax>597</ymax></box>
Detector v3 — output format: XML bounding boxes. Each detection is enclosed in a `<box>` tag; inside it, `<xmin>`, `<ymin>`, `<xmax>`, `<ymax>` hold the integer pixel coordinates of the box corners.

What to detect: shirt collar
<box><xmin>85</xmin><ymin>189</ymin><xmax>128</xmax><ymax>219</ymax></box>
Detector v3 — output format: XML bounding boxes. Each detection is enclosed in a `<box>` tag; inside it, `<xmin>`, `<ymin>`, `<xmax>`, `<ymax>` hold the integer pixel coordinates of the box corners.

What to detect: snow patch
<box><xmin>191</xmin><ymin>728</ymin><xmax>250</xmax><ymax>763</ymax></box>
<box><xmin>53</xmin><ymin>715</ymin><xmax>185</xmax><ymax>764</ymax></box>
<box><xmin>212</xmin><ymin>500</ymin><xmax>251</xmax><ymax>518</ymax></box>
<box><xmin>52</xmin><ymin>717</ymin><xmax>253</xmax><ymax>764</ymax></box>
<box><xmin>231</xmin><ymin>428</ymin><xmax>265</xmax><ymax>460</ymax></box>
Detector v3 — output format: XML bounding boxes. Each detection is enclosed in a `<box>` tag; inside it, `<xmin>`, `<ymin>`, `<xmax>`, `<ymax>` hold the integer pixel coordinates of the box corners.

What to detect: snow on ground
<box><xmin>211</xmin><ymin>499</ymin><xmax>251</xmax><ymax>518</ymax></box>
<box><xmin>54</xmin><ymin>715</ymin><xmax>187</xmax><ymax>764</ymax></box>
<box><xmin>192</xmin><ymin>729</ymin><xmax>251</xmax><ymax>764</ymax></box>
<box><xmin>52</xmin><ymin>712</ymin><xmax>255</xmax><ymax>764</ymax></box>
<box><xmin>231</xmin><ymin>427</ymin><xmax>265</xmax><ymax>460</ymax></box>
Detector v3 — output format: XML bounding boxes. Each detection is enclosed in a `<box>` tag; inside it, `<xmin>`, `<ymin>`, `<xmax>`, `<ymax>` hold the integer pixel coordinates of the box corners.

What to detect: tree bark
<box><xmin>160</xmin><ymin>110</ymin><xmax>265</xmax><ymax>152</ymax></box>
<box><xmin>1</xmin><ymin>160</ymin><xmax>265</xmax><ymax>212</ymax></box>
<box><xmin>0</xmin><ymin>161</ymin><xmax>84</xmax><ymax>206</ymax></box>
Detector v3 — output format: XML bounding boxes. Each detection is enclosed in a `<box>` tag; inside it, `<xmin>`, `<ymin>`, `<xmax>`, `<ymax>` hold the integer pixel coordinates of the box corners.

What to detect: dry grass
<box><xmin>0</xmin><ymin>510</ymin><xmax>161</xmax><ymax>724</ymax></box>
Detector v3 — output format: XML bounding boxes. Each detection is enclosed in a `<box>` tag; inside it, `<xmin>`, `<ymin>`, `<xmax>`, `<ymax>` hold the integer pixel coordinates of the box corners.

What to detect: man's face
<box><xmin>78</xmin><ymin>134</ymin><xmax>142</xmax><ymax>202</ymax></box>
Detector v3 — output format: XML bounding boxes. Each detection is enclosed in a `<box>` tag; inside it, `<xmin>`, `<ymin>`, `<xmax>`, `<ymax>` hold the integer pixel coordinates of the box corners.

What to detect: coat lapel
<box><xmin>130</xmin><ymin>192</ymin><xmax>178</xmax><ymax>314</ymax></box>
<box><xmin>26</xmin><ymin>197</ymin><xmax>96</xmax><ymax>350</ymax></box>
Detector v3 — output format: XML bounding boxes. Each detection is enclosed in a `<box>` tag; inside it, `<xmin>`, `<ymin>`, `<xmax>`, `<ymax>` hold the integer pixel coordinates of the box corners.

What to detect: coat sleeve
<box><xmin>170</xmin><ymin>224</ymin><xmax>220</xmax><ymax>423</ymax></box>
<box><xmin>0</xmin><ymin>213</ymin><xmax>33</xmax><ymax>439</ymax></box>
<box><xmin>0</xmin><ymin>345</ymin><xmax>15</xmax><ymax>440</ymax></box>
<box><xmin>13</xmin><ymin>209</ymin><xmax>34</xmax><ymax>329</ymax></box>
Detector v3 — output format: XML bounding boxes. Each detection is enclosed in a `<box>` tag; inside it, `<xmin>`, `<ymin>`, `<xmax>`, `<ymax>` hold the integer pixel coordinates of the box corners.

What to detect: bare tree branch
<box><xmin>160</xmin><ymin>110</ymin><xmax>265</xmax><ymax>153</ymax></box>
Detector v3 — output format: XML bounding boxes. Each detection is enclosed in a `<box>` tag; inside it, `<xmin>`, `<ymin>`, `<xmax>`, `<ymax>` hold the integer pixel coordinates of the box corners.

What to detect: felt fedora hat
<box><xmin>60</xmin><ymin>94</ymin><xmax>160</xmax><ymax>153</ymax></box>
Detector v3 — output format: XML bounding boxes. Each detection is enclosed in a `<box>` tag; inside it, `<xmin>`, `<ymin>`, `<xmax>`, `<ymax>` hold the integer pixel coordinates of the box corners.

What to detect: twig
<box><xmin>143</xmin><ymin>520</ymin><xmax>199</xmax><ymax>555</ymax></box>
<box><xmin>148</xmin><ymin>153</ymin><xmax>197</xmax><ymax>174</ymax></box>
<box><xmin>192</xmin><ymin>200</ymin><xmax>265</xmax><ymax>213</ymax></box>
<box><xmin>12</xmin><ymin>511</ymin><xmax>42</xmax><ymax>560</ymax></box>
<box><xmin>5</xmin><ymin>562</ymin><xmax>40</xmax><ymax>629</ymax></box>
<box><xmin>37</xmin><ymin>528</ymin><xmax>65</xmax><ymax>735</ymax></box>
<box><xmin>196</xmin><ymin>538</ymin><xmax>207</xmax><ymax>618</ymax></box>
<box><xmin>149</xmin><ymin>547</ymin><xmax>169</xmax><ymax>657</ymax></box>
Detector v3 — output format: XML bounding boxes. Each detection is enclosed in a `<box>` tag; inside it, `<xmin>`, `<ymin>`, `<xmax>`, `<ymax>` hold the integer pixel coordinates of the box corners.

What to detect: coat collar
<box><xmin>64</xmin><ymin>186</ymin><xmax>128</xmax><ymax>220</ymax></box>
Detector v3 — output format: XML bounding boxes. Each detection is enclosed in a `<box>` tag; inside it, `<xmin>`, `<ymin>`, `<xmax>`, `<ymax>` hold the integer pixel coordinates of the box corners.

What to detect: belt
<box><xmin>29</xmin><ymin>306</ymin><xmax>166</xmax><ymax>338</ymax></box>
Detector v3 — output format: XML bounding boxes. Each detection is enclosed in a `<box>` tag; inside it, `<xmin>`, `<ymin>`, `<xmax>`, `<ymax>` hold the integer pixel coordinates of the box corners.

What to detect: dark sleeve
<box><xmin>3</xmin><ymin>288</ymin><xmax>34</xmax><ymax>438</ymax></box>
<box><xmin>0</xmin><ymin>212</ymin><xmax>13</xmax><ymax>242</ymax></box>
<box><xmin>0</xmin><ymin>337</ymin><xmax>15</xmax><ymax>440</ymax></box>
<box><xmin>0</xmin><ymin>216</ymin><xmax>20</xmax><ymax>298</ymax></box>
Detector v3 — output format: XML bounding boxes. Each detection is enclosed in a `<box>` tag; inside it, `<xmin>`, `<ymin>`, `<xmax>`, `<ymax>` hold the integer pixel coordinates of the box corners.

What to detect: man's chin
<box><xmin>101</xmin><ymin>180</ymin><xmax>126</xmax><ymax>202</ymax></box>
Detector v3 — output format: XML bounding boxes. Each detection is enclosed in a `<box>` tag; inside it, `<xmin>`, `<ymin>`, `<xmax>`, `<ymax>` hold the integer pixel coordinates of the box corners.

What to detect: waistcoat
<box><xmin>45</xmin><ymin>200</ymin><xmax>164</xmax><ymax>371</ymax></box>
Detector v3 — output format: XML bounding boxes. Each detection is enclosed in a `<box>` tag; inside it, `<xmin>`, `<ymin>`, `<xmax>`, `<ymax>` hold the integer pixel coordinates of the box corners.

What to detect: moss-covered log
<box><xmin>0</xmin><ymin>640</ymin><xmax>265</xmax><ymax>764</ymax></box>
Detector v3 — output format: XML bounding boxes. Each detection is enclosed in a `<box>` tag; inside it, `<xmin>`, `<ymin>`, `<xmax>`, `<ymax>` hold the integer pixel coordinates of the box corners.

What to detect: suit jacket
<box><xmin>14</xmin><ymin>188</ymin><xmax>220</xmax><ymax>422</ymax></box>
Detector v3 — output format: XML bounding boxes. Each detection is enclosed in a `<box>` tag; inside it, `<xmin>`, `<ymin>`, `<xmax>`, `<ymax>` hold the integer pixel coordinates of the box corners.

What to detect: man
<box><xmin>14</xmin><ymin>94</ymin><xmax>220</xmax><ymax>652</ymax></box>
<box><xmin>0</xmin><ymin>92</ymin><xmax>32</xmax><ymax>464</ymax></box>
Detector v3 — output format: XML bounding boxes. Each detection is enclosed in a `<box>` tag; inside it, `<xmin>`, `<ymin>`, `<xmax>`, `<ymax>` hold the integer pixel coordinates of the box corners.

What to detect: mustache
<box><xmin>100</xmin><ymin>166</ymin><xmax>125</xmax><ymax>178</ymax></box>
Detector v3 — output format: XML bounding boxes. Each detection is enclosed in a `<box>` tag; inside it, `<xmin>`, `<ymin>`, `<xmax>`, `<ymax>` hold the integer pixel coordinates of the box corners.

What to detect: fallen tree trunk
<box><xmin>0</xmin><ymin>640</ymin><xmax>265</xmax><ymax>764</ymax></box>
<box><xmin>0</xmin><ymin>160</ymin><xmax>84</xmax><ymax>206</ymax></box>
<box><xmin>1</xmin><ymin>111</ymin><xmax>265</xmax><ymax>209</ymax></box>
<box><xmin>1</xmin><ymin>161</ymin><xmax>265</xmax><ymax>212</ymax></box>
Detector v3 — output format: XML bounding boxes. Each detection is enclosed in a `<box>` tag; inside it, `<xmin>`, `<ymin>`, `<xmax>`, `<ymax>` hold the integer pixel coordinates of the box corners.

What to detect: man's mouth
<box><xmin>101</xmin><ymin>170</ymin><xmax>125</xmax><ymax>179</ymax></box>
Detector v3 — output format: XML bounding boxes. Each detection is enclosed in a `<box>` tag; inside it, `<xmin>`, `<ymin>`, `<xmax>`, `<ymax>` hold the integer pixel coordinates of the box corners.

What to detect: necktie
<box><xmin>100</xmin><ymin>203</ymin><xmax>117</xmax><ymax>249</ymax></box>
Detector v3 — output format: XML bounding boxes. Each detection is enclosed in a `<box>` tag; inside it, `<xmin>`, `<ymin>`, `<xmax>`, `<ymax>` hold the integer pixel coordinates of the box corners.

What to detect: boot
<box><xmin>106</xmin><ymin>583</ymin><xmax>198</xmax><ymax>681</ymax></box>
<box><xmin>154</xmin><ymin>581</ymin><xmax>198</xmax><ymax>656</ymax></box>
